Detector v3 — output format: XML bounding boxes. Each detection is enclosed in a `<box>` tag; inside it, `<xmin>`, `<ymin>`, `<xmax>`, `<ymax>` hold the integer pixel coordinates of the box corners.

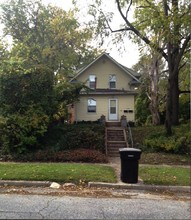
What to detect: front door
<box><xmin>109</xmin><ymin>99</ymin><xmax>118</xmax><ymax>120</ymax></box>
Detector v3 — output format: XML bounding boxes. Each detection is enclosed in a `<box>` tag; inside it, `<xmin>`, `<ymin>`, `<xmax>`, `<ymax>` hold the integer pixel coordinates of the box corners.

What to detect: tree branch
<box><xmin>178</xmin><ymin>61</ymin><xmax>187</xmax><ymax>71</ymax></box>
<box><xmin>179</xmin><ymin>90</ymin><xmax>190</xmax><ymax>94</ymax></box>
<box><xmin>174</xmin><ymin>33</ymin><xmax>191</xmax><ymax>72</ymax></box>
<box><xmin>115</xmin><ymin>0</ymin><xmax>168</xmax><ymax>60</ymax></box>
<box><xmin>105</xmin><ymin>18</ymin><xmax>131</xmax><ymax>33</ymax></box>
<box><xmin>126</xmin><ymin>0</ymin><xmax>132</xmax><ymax>18</ymax></box>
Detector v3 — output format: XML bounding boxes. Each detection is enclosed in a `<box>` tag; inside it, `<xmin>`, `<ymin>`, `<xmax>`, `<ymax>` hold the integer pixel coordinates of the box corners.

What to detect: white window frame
<box><xmin>87</xmin><ymin>98</ymin><xmax>96</xmax><ymax>113</ymax></box>
<box><xmin>109</xmin><ymin>74</ymin><xmax>116</xmax><ymax>89</ymax></box>
<box><xmin>89</xmin><ymin>75</ymin><xmax>96</xmax><ymax>89</ymax></box>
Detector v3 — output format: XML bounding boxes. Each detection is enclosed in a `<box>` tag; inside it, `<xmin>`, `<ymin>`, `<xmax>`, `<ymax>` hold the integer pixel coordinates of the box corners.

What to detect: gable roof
<box><xmin>70</xmin><ymin>52</ymin><xmax>141</xmax><ymax>83</ymax></box>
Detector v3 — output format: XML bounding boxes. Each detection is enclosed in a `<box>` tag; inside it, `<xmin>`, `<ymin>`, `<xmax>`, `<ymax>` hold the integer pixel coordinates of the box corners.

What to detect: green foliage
<box><xmin>0</xmin><ymin>67</ymin><xmax>55</xmax><ymax>115</ymax></box>
<box><xmin>0</xmin><ymin>67</ymin><xmax>53</xmax><ymax>155</ymax></box>
<box><xmin>132</xmin><ymin>123</ymin><xmax>190</xmax><ymax>154</ymax></box>
<box><xmin>0</xmin><ymin>0</ymin><xmax>99</xmax><ymax>77</ymax></box>
<box><xmin>41</xmin><ymin>123</ymin><xmax>105</xmax><ymax>152</ymax></box>
<box><xmin>0</xmin><ymin>106</ymin><xmax>49</xmax><ymax>155</ymax></box>
<box><xmin>0</xmin><ymin>68</ymin><xmax>89</xmax><ymax>158</ymax></box>
<box><xmin>135</xmin><ymin>92</ymin><xmax>150</xmax><ymax>126</ymax></box>
<box><xmin>142</xmin><ymin>123</ymin><xmax>190</xmax><ymax>154</ymax></box>
<box><xmin>179</xmin><ymin>94</ymin><xmax>190</xmax><ymax>121</ymax></box>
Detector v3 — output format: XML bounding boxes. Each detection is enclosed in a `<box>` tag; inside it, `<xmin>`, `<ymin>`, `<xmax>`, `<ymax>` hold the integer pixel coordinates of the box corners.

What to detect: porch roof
<box><xmin>80</xmin><ymin>88</ymin><xmax>138</xmax><ymax>95</ymax></box>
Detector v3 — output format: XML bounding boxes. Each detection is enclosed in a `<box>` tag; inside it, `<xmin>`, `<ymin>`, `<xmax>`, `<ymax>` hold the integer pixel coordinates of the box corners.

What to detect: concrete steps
<box><xmin>105</xmin><ymin>122</ymin><xmax>128</xmax><ymax>157</ymax></box>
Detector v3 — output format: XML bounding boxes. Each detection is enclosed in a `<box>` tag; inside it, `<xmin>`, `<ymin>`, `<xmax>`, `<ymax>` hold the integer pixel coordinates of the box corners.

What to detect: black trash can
<box><xmin>119</xmin><ymin>148</ymin><xmax>142</xmax><ymax>183</ymax></box>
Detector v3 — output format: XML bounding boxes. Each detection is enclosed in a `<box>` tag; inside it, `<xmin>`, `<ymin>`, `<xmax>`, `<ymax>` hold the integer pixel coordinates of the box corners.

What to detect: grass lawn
<box><xmin>0</xmin><ymin>162</ymin><xmax>117</xmax><ymax>184</ymax></box>
<box><xmin>0</xmin><ymin>162</ymin><xmax>190</xmax><ymax>186</ymax></box>
<box><xmin>140</xmin><ymin>165</ymin><xmax>190</xmax><ymax>186</ymax></box>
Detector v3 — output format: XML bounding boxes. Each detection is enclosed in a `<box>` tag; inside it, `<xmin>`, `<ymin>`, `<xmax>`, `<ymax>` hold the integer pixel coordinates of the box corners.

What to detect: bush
<box><xmin>132</xmin><ymin>122</ymin><xmax>190</xmax><ymax>154</ymax></box>
<box><xmin>142</xmin><ymin>123</ymin><xmax>190</xmax><ymax>154</ymax></box>
<box><xmin>5</xmin><ymin>149</ymin><xmax>108</xmax><ymax>163</ymax></box>
<box><xmin>0</xmin><ymin>106</ymin><xmax>49</xmax><ymax>155</ymax></box>
<box><xmin>41</xmin><ymin>123</ymin><xmax>105</xmax><ymax>152</ymax></box>
<box><xmin>68</xmin><ymin>149</ymin><xmax>108</xmax><ymax>163</ymax></box>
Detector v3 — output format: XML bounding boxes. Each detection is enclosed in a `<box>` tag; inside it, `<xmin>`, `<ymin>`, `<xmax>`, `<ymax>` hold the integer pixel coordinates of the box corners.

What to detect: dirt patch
<box><xmin>0</xmin><ymin>185</ymin><xmax>190</xmax><ymax>201</ymax></box>
<box><xmin>140</xmin><ymin>152</ymin><xmax>190</xmax><ymax>166</ymax></box>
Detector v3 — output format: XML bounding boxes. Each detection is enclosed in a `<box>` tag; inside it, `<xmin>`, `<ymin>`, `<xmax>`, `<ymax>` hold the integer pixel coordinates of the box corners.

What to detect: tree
<box><xmin>0</xmin><ymin>67</ymin><xmax>85</xmax><ymax>155</ymax></box>
<box><xmin>0</xmin><ymin>0</ymin><xmax>97</xmax><ymax>155</ymax></box>
<box><xmin>87</xmin><ymin>0</ymin><xmax>190</xmax><ymax>134</ymax></box>
<box><xmin>0</xmin><ymin>0</ymin><xmax>99</xmax><ymax>79</ymax></box>
<box><xmin>133</xmin><ymin>53</ymin><xmax>164</xmax><ymax>125</ymax></box>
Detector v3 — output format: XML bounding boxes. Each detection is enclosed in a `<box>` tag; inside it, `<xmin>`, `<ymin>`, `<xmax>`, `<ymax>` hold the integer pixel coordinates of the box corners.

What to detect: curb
<box><xmin>88</xmin><ymin>182</ymin><xmax>191</xmax><ymax>193</ymax></box>
<box><xmin>0</xmin><ymin>180</ymin><xmax>190</xmax><ymax>193</ymax></box>
<box><xmin>0</xmin><ymin>180</ymin><xmax>51</xmax><ymax>187</ymax></box>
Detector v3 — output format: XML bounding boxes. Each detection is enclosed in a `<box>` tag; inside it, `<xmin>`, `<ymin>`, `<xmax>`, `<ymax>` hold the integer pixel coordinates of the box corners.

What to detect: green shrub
<box><xmin>41</xmin><ymin>123</ymin><xmax>105</xmax><ymax>152</ymax></box>
<box><xmin>132</xmin><ymin>122</ymin><xmax>190</xmax><ymax>154</ymax></box>
<box><xmin>142</xmin><ymin>124</ymin><xmax>190</xmax><ymax>154</ymax></box>
<box><xmin>145</xmin><ymin>115</ymin><xmax>152</xmax><ymax>126</ymax></box>
<box><xmin>0</xmin><ymin>106</ymin><xmax>49</xmax><ymax>155</ymax></box>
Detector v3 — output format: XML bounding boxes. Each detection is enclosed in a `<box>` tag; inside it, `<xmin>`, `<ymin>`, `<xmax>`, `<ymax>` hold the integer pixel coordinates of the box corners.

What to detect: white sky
<box><xmin>0</xmin><ymin>0</ymin><xmax>140</xmax><ymax>68</ymax></box>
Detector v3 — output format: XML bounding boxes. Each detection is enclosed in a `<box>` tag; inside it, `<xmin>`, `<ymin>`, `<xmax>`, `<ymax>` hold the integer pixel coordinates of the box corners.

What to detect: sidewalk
<box><xmin>0</xmin><ymin>157</ymin><xmax>190</xmax><ymax>194</ymax></box>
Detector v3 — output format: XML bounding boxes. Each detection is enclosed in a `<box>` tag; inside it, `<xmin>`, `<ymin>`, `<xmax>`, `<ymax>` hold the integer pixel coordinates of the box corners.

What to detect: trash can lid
<box><xmin>119</xmin><ymin>148</ymin><xmax>141</xmax><ymax>152</ymax></box>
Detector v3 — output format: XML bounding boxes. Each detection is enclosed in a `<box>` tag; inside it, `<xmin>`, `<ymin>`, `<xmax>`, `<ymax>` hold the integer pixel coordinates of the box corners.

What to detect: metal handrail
<box><xmin>126</xmin><ymin>121</ymin><xmax>134</xmax><ymax>148</ymax></box>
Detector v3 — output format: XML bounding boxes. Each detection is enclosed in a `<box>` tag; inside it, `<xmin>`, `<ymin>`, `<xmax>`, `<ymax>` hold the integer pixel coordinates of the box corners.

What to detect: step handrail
<box><xmin>126</xmin><ymin>121</ymin><xmax>133</xmax><ymax>148</ymax></box>
<box><xmin>105</xmin><ymin>127</ymin><xmax>108</xmax><ymax>155</ymax></box>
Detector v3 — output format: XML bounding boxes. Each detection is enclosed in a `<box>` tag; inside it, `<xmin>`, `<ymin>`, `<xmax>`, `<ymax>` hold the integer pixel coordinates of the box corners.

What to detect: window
<box><xmin>109</xmin><ymin>74</ymin><xmax>116</xmax><ymax>89</ymax></box>
<box><xmin>89</xmin><ymin>75</ymin><xmax>96</xmax><ymax>89</ymax></box>
<box><xmin>110</xmin><ymin>100</ymin><xmax>116</xmax><ymax>114</ymax></box>
<box><xmin>87</xmin><ymin>98</ymin><xmax>96</xmax><ymax>112</ymax></box>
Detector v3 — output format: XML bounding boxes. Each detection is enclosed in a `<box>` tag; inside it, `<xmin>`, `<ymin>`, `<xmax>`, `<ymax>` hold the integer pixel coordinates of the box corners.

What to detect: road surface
<box><xmin>0</xmin><ymin>189</ymin><xmax>190</xmax><ymax>219</ymax></box>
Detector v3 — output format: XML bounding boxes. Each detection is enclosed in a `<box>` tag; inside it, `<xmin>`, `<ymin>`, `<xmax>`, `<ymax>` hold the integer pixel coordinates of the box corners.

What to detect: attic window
<box><xmin>109</xmin><ymin>74</ymin><xmax>116</xmax><ymax>89</ymax></box>
<box><xmin>89</xmin><ymin>75</ymin><xmax>96</xmax><ymax>89</ymax></box>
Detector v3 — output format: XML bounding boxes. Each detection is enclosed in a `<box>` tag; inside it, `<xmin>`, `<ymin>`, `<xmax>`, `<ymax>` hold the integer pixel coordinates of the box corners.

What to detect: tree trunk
<box><xmin>171</xmin><ymin>66</ymin><xmax>179</xmax><ymax>125</ymax></box>
<box><xmin>149</xmin><ymin>56</ymin><xmax>160</xmax><ymax>125</ymax></box>
<box><xmin>165</xmin><ymin>42</ymin><xmax>173</xmax><ymax>135</ymax></box>
<box><xmin>165</xmin><ymin>45</ymin><xmax>180</xmax><ymax>134</ymax></box>
<box><xmin>165</xmin><ymin>77</ymin><xmax>173</xmax><ymax>135</ymax></box>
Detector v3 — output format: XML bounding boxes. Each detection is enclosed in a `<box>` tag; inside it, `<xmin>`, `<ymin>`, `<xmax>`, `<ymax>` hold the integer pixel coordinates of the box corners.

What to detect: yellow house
<box><xmin>69</xmin><ymin>52</ymin><xmax>140</xmax><ymax>123</ymax></box>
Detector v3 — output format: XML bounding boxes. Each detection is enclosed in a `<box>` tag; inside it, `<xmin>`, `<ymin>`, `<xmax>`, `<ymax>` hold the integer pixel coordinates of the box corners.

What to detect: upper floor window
<box><xmin>89</xmin><ymin>75</ymin><xmax>96</xmax><ymax>89</ymax></box>
<box><xmin>87</xmin><ymin>98</ymin><xmax>96</xmax><ymax>113</ymax></box>
<box><xmin>109</xmin><ymin>74</ymin><xmax>116</xmax><ymax>89</ymax></box>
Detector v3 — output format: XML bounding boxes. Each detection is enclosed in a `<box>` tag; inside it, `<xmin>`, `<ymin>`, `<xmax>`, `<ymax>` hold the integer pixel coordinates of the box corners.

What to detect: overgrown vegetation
<box><xmin>132</xmin><ymin>122</ymin><xmax>190</xmax><ymax>154</ymax></box>
<box><xmin>0</xmin><ymin>0</ymin><xmax>100</xmax><ymax>161</ymax></box>
<box><xmin>0</xmin><ymin>109</ymin><xmax>106</xmax><ymax>162</ymax></box>
<box><xmin>41</xmin><ymin>123</ymin><xmax>105</xmax><ymax>151</ymax></box>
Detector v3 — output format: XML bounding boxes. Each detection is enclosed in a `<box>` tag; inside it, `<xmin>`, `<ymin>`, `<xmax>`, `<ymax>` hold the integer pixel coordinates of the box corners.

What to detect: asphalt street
<box><xmin>0</xmin><ymin>189</ymin><xmax>190</xmax><ymax>219</ymax></box>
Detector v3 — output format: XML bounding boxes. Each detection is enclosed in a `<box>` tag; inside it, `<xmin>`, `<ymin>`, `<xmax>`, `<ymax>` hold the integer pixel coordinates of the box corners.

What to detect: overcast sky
<box><xmin>0</xmin><ymin>0</ymin><xmax>140</xmax><ymax>68</ymax></box>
